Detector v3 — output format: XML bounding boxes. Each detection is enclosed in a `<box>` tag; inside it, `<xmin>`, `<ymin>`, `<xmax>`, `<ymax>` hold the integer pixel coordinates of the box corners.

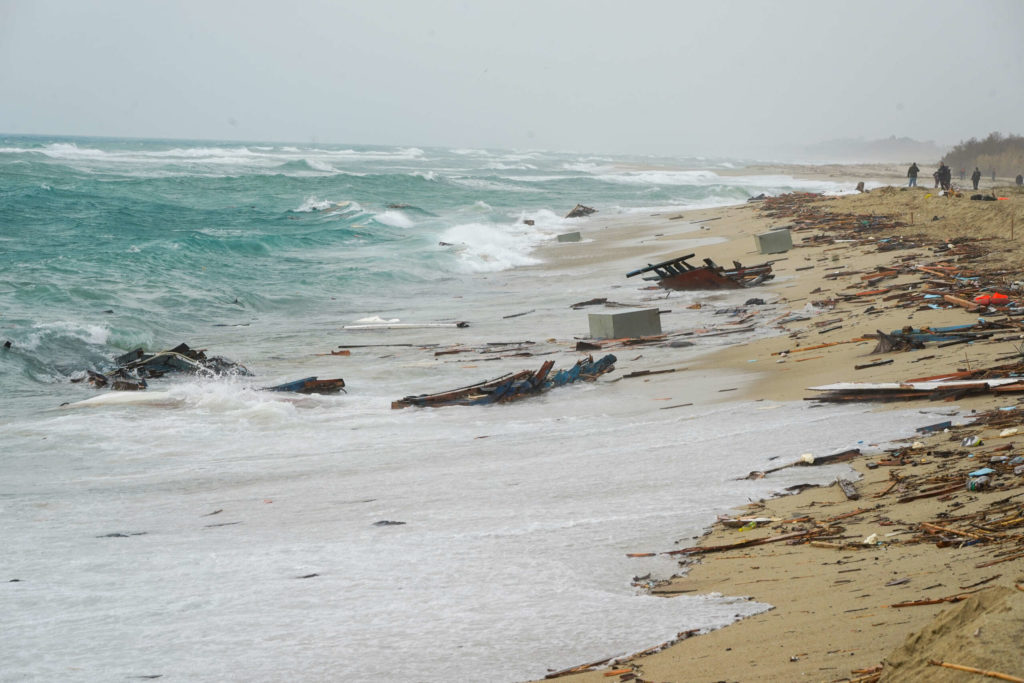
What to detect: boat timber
<box><xmin>391</xmin><ymin>354</ymin><xmax>617</xmax><ymax>408</ymax></box>
<box><xmin>626</xmin><ymin>253</ymin><xmax>774</xmax><ymax>290</ymax></box>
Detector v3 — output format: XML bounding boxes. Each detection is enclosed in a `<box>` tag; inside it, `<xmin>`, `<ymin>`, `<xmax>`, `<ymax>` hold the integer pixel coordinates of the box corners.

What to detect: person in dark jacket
<box><xmin>937</xmin><ymin>163</ymin><xmax>952</xmax><ymax>191</ymax></box>
<box><xmin>971</xmin><ymin>167</ymin><xmax>982</xmax><ymax>190</ymax></box>
<box><xmin>907</xmin><ymin>162</ymin><xmax>919</xmax><ymax>187</ymax></box>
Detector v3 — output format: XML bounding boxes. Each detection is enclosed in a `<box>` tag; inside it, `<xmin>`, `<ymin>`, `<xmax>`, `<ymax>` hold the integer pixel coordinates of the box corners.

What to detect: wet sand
<box><xmin>527</xmin><ymin>167</ymin><xmax>1024</xmax><ymax>682</ymax></box>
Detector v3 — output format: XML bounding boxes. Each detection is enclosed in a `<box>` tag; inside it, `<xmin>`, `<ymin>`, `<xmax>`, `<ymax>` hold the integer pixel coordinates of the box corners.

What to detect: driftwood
<box><xmin>773</xmin><ymin>337</ymin><xmax>873</xmax><ymax>356</ymax></box>
<box><xmin>742</xmin><ymin>448</ymin><xmax>861</xmax><ymax>480</ymax></box>
<box><xmin>837</xmin><ymin>478</ymin><xmax>860</xmax><ymax>500</ymax></box>
<box><xmin>897</xmin><ymin>484</ymin><xmax>962</xmax><ymax>504</ymax></box>
<box><xmin>666</xmin><ymin>529</ymin><xmax>825</xmax><ymax>556</ymax></box>
<box><xmin>928</xmin><ymin>660</ymin><xmax>1024</xmax><ymax>682</ymax></box>
<box><xmin>621</xmin><ymin>367</ymin><xmax>686</xmax><ymax>379</ymax></box>
<box><xmin>976</xmin><ymin>551</ymin><xmax>1024</xmax><ymax>569</ymax></box>
<box><xmin>543</xmin><ymin>654</ymin><xmax>620</xmax><ymax>679</ymax></box>
<box><xmin>886</xmin><ymin>588</ymin><xmax>983</xmax><ymax>608</ymax></box>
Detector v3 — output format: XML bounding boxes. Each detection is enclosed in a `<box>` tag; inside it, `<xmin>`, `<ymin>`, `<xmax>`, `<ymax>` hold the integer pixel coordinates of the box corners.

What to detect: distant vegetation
<box><xmin>943</xmin><ymin>132</ymin><xmax>1024</xmax><ymax>177</ymax></box>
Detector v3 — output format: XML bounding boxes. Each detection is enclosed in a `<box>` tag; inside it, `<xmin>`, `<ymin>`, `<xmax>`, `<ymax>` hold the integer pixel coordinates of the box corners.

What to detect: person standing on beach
<box><xmin>992</xmin><ymin>169</ymin><xmax>997</xmax><ymax>182</ymax></box>
<box><xmin>937</xmin><ymin>163</ymin><xmax>951</xmax><ymax>191</ymax></box>
<box><xmin>907</xmin><ymin>162</ymin><xmax>919</xmax><ymax>187</ymax></box>
<box><xmin>1017</xmin><ymin>174</ymin><xmax>1023</xmax><ymax>187</ymax></box>
<box><xmin>972</xmin><ymin>167</ymin><xmax>982</xmax><ymax>190</ymax></box>
<box><xmin>960</xmin><ymin>167</ymin><xmax>966</xmax><ymax>181</ymax></box>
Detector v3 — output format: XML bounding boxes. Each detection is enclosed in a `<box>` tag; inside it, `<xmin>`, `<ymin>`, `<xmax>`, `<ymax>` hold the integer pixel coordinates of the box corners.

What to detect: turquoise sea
<box><xmin>0</xmin><ymin>134</ymin><xmax>845</xmax><ymax>413</ymax></box>
<box><xmin>0</xmin><ymin>136</ymin><xmax>919</xmax><ymax>681</ymax></box>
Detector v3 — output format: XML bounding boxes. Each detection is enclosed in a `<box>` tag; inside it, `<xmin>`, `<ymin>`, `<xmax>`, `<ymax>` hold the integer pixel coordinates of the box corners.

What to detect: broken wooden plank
<box><xmin>928</xmin><ymin>660</ymin><xmax>1024</xmax><ymax>682</ymax></box>
<box><xmin>854</xmin><ymin>359</ymin><xmax>894</xmax><ymax>370</ymax></box>
<box><xmin>837</xmin><ymin>478</ymin><xmax>860</xmax><ymax>500</ymax></box>
<box><xmin>897</xmin><ymin>484</ymin><xmax>962</xmax><ymax>504</ymax></box>
<box><xmin>666</xmin><ymin>529</ymin><xmax>825</xmax><ymax>556</ymax></box>
<box><xmin>622</xmin><ymin>367</ymin><xmax>687</xmax><ymax>379</ymax></box>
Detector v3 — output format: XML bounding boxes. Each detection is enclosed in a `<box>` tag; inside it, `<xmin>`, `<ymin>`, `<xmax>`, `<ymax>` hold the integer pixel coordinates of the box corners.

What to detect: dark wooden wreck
<box><xmin>626</xmin><ymin>253</ymin><xmax>775</xmax><ymax>290</ymax></box>
<box><xmin>263</xmin><ymin>377</ymin><xmax>346</xmax><ymax>394</ymax></box>
<box><xmin>391</xmin><ymin>354</ymin><xmax>616</xmax><ymax>409</ymax></box>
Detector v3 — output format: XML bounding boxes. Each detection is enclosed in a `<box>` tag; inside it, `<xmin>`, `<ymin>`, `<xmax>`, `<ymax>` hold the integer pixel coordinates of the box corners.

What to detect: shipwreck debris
<box><xmin>71</xmin><ymin>342</ymin><xmax>251</xmax><ymax>395</ymax></box>
<box><xmin>564</xmin><ymin>204</ymin><xmax>597</xmax><ymax>218</ymax></box>
<box><xmin>262</xmin><ymin>377</ymin><xmax>346</xmax><ymax>394</ymax></box>
<box><xmin>343</xmin><ymin>321</ymin><xmax>469</xmax><ymax>330</ymax></box>
<box><xmin>626</xmin><ymin>253</ymin><xmax>775</xmax><ymax>290</ymax></box>
<box><xmin>391</xmin><ymin>354</ymin><xmax>616</xmax><ymax>408</ymax></box>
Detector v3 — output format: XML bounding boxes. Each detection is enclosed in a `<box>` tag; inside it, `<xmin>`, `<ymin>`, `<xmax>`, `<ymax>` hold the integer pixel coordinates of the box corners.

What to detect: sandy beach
<box><xmin>528</xmin><ymin>167</ymin><xmax>1024</xmax><ymax>682</ymax></box>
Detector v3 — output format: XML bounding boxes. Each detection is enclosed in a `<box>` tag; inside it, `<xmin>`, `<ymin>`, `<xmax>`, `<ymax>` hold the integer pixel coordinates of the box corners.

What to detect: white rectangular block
<box><xmin>754</xmin><ymin>228</ymin><xmax>792</xmax><ymax>254</ymax></box>
<box><xmin>588</xmin><ymin>308</ymin><xmax>662</xmax><ymax>339</ymax></box>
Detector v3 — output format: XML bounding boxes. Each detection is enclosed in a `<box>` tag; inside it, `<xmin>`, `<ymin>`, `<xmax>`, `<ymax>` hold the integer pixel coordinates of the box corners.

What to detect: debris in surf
<box><xmin>69</xmin><ymin>342</ymin><xmax>251</xmax><ymax>397</ymax></box>
<box><xmin>626</xmin><ymin>253</ymin><xmax>775</xmax><ymax>290</ymax></box>
<box><xmin>262</xmin><ymin>377</ymin><xmax>346</xmax><ymax>394</ymax></box>
<box><xmin>343</xmin><ymin>321</ymin><xmax>469</xmax><ymax>330</ymax></box>
<box><xmin>564</xmin><ymin>203</ymin><xmax>596</xmax><ymax>218</ymax></box>
<box><xmin>391</xmin><ymin>354</ymin><xmax>616</xmax><ymax>408</ymax></box>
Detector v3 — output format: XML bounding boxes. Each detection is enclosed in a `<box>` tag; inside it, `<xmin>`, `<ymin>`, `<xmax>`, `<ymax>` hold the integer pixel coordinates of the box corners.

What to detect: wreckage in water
<box><xmin>263</xmin><ymin>376</ymin><xmax>346</xmax><ymax>394</ymax></box>
<box><xmin>74</xmin><ymin>342</ymin><xmax>252</xmax><ymax>391</ymax></box>
<box><xmin>391</xmin><ymin>354</ymin><xmax>617</xmax><ymax>409</ymax></box>
<box><xmin>626</xmin><ymin>253</ymin><xmax>775</xmax><ymax>290</ymax></box>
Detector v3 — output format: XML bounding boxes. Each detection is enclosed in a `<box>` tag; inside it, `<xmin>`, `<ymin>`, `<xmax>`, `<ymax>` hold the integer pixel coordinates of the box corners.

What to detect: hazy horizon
<box><xmin>2</xmin><ymin>0</ymin><xmax>1021</xmax><ymax>158</ymax></box>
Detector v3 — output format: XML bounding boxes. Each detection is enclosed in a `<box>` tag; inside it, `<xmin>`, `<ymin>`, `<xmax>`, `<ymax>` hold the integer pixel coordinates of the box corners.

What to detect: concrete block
<box><xmin>588</xmin><ymin>308</ymin><xmax>662</xmax><ymax>339</ymax></box>
<box><xmin>556</xmin><ymin>231</ymin><xmax>581</xmax><ymax>242</ymax></box>
<box><xmin>754</xmin><ymin>228</ymin><xmax>792</xmax><ymax>254</ymax></box>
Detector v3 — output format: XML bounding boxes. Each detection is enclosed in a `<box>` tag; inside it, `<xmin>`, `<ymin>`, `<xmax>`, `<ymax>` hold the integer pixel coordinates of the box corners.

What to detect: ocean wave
<box><xmin>293</xmin><ymin>197</ymin><xmax>362</xmax><ymax>214</ymax></box>
<box><xmin>595</xmin><ymin>169</ymin><xmax>848</xmax><ymax>195</ymax></box>
<box><xmin>315</xmin><ymin>147</ymin><xmax>426</xmax><ymax>161</ymax></box>
<box><xmin>509</xmin><ymin>174</ymin><xmax>589</xmax><ymax>183</ymax></box>
<box><xmin>438</xmin><ymin>221</ymin><xmax>546</xmax><ymax>273</ymax></box>
<box><xmin>22</xmin><ymin>320</ymin><xmax>111</xmax><ymax>350</ymax></box>
<box><xmin>514</xmin><ymin>208</ymin><xmax>567</xmax><ymax>229</ymax></box>
<box><xmin>372</xmin><ymin>210</ymin><xmax>415</xmax><ymax>228</ymax></box>
<box><xmin>302</xmin><ymin>158</ymin><xmax>338</xmax><ymax>173</ymax></box>
<box><xmin>483</xmin><ymin>162</ymin><xmax>538</xmax><ymax>170</ymax></box>
<box><xmin>5</xmin><ymin>142</ymin><xmax>426</xmax><ymax>173</ymax></box>
<box><xmin>498</xmin><ymin>151</ymin><xmax>543</xmax><ymax>162</ymax></box>
<box><xmin>561</xmin><ymin>162</ymin><xmax>610</xmax><ymax>173</ymax></box>
<box><xmin>447</xmin><ymin>176</ymin><xmax>534</xmax><ymax>193</ymax></box>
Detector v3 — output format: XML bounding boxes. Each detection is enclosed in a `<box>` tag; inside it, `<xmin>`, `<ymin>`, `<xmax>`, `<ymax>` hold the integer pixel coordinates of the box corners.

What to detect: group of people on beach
<box><xmin>907</xmin><ymin>162</ymin><xmax>1024</xmax><ymax>190</ymax></box>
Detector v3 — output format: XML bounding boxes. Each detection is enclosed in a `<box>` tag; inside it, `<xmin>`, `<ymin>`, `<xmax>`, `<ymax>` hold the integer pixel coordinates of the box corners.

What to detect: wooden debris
<box><xmin>666</xmin><ymin>529</ymin><xmax>827</xmax><ymax>556</ymax></box>
<box><xmin>622</xmin><ymin>367</ymin><xmax>687</xmax><ymax>379</ymax></box>
<box><xmin>886</xmin><ymin>588</ymin><xmax>983</xmax><ymax>608</ymax></box>
<box><xmin>928</xmin><ymin>660</ymin><xmax>1024</xmax><ymax>682</ymax></box>
<box><xmin>544</xmin><ymin>654</ymin><xmax>620</xmax><ymax>679</ymax></box>
<box><xmin>837</xmin><ymin>478</ymin><xmax>860</xmax><ymax>500</ymax></box>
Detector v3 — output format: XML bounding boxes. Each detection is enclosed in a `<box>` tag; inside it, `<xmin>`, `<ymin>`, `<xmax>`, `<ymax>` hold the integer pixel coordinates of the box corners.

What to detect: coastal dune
<box><xmin>528</xmin><ymin>172</ymin><xmax>1024</xmax><ymax>682</ymax></box>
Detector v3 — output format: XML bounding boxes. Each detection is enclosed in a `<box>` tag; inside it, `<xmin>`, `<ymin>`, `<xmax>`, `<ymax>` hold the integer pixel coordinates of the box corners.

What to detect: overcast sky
<box><xmin>1</xmin><ymin>0</ymin><xmax>1021</xmax><ymax>156</ymax></box>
